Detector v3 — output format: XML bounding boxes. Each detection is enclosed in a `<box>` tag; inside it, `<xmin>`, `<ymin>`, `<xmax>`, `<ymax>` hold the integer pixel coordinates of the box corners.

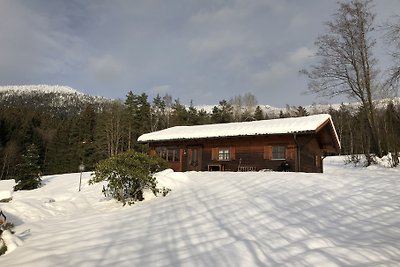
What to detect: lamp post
<box><xmin>78</xmin><ymin>163</ymin><xmax>85</xmax><ymax>192</ymax></box>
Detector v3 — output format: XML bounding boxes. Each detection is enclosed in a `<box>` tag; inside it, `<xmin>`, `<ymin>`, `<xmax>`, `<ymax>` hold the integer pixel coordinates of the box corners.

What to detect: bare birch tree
<box><xmin>301</xmin><ymin>0</ymin><xmax>382</xmax><ymax>158</ymax></box>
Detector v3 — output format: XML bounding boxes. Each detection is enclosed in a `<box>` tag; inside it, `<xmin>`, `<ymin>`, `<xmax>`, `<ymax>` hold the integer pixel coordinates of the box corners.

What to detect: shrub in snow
<box><xmin>345</xmin><ymin>153</ymin><xmax>400</xmax><ymax>168</ymax></box>
<box><xmin>89</xmin><ymin>150</ymin><xmax>169</xmax><ymax>206</ymax></box>
<box><xmin>0</xmin><ymin>222</ymin><xmax>15</xmax><ymax>256</ymax></box>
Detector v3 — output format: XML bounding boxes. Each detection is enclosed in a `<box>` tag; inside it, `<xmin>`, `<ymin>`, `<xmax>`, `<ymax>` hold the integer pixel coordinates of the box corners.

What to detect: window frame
<box><xmin>271</xmin><ymin>145</ymin><xmax>286</xmax><ymax>160</ymax></box>
<box><xmin>154</xmin><ymin>146</ymin><xmax>180</xmax><ymax>162</ymax></box>
<box><xmin>218</xmin><ymin>148</ymin><xmax>230</xmax><ymax>161</ymax></box>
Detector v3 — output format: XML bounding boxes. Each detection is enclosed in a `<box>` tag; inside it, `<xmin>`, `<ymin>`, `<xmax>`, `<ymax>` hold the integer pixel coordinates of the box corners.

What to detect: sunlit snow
<box><xmin>0</xmin><ymin>85</ymin><xmax>83</xmax><ymax>95</ymax></box>
<box><xmin>0</xmin><ymin>156</ymin><xmax>399</xmax><ymax>266</ymax></box>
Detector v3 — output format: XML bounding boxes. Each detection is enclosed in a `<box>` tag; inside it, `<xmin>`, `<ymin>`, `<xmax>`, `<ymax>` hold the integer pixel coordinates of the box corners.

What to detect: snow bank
<box><xmin>0</xmin><ymin>157</ymin><xmax>399</xmax><ymax>266</ymax></box>
<box><xmin>0</xmin><ymin>180</ymin><xmax>15</xmax><ymax>201</ymax></box>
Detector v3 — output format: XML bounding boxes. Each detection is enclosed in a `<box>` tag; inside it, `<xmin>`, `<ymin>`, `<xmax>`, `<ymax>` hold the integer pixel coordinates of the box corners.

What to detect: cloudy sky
<box><xmin>1</xmin><ymin>0</ymin><xmax>399</xmax><ymax>107</ymax></box>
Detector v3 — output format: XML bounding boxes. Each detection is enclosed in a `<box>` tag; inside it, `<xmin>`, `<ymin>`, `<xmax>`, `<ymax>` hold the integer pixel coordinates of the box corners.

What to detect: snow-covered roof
<box><xmin>138</xmin><ymin>114</ymin><xmax>338</xmax><ymax>143</ymax></box>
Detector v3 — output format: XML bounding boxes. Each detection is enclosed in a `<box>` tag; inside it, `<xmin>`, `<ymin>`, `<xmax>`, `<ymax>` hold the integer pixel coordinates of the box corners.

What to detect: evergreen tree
<box><xmin>125</xmin><ymin>92</ymin><xmax>151</xmax><ymax>149</ymax></box>
<box><xmin>197</xmin><ymin>109</ymin><xmax>211</xmax><ymax>125</ymax></box>
<box><xmin>73</xmin><ymin>104</ymin><xmax>98</xmax><ymax>171</ymax></box>
<box><xmin>151</xmin><ymin>94</ymin><xmax>167</xmax><ymax>131</ymax></box>
<box><xmin>254</xmin><ymin>106</ymin><xmax>264</xmax><ymax>121</ymax></box>
<box><xmin>14</xmin><ymin>143</ymin><xmax>41</xmax><ymax>190</ymax></box>
<box><xmin>295</xmin><ymin>106</ymin><xmax>309</xmax><ymax>117</ymax></box>
<box><xmin>279</xmin><ymin>110</ymin><xmax>287</xmax><ymax>118</ymax></box>
<box><xmin>187</xmin><ymin>101</ymin><xmax>200</xmax><ymax>125</ymax></box>
<box><xmin>211</xmin><ymin>100</ymin><xmax>233</xmax><ymax>123</ymax></box>
<box><xmin>170</xmin><ymin>99</ymin><xmax>189</xmax><ymax>126</ymax></box>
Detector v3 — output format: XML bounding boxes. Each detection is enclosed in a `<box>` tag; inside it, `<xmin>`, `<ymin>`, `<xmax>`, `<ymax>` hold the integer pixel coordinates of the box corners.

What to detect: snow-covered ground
<box><xmin>0</xmin><ymin>156</ymin><xmax>399</xmax><ymax>266</ymax></box>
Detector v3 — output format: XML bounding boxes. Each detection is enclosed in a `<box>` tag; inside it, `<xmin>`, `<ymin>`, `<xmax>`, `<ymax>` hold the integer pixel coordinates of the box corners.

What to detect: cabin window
<box><xmin>167</xmin><ymin>149</ymin><xmax>174</xmax><ymax>161</ymax></box>
<box><xmin>212</xmin><ymin>147</ymin><xmax>236</xmax><ymax>161</ymax></box>
<box><xmin>218</xmin><ymin>148</ymin><xmax>230</xmax><ymax>161</ymax></box>
<box><xmin>272</xmin><ymin>146</ymin><xmax>286</xmax><ymax>160</ymax></box>
<box><xmin>154</xmin><ymin>146</ymin><xmax>180</xmax><ymax>162</ymax></box>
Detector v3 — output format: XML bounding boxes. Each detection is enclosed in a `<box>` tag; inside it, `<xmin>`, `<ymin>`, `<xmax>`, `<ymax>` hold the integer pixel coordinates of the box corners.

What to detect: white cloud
<box><xmin>289</xmin><ymin>47</ymin><xmax>314</xmax><ymax>65</ymax></box>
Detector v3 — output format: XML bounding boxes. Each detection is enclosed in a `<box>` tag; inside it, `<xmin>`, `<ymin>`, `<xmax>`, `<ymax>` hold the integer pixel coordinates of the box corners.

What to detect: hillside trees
<box><xmin>302</xmin><ymin>0</ymin><xmax>382</xmax><ymax>162</ymax></box>
<box><xmin>1</xmin><ymin>84</ymin><xmax>400</xmax><ymax>178</ymax></box>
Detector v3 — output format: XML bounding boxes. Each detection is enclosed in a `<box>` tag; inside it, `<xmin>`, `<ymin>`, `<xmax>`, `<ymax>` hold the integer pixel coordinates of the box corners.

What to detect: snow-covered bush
<box><xmin>89</xmin><ymin>150</ymin><xmax>169</xmax><ymax>206</ymax></box>
<box><xmin>0</xmin><ymin>222</ymin><xmax>15</xmax><ymax>256</ymax></box>
<box><xmin>345</xmin><ymin>153</ymin><xmax>400</xmax><ymax>168</ymax></box>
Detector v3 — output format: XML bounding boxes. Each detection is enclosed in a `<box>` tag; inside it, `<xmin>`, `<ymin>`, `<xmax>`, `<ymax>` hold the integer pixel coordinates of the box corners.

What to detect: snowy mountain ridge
<box><xmin>1</xmin><ymin>85</ymin><xmax>399</xmax><ymax>116</ymax></box>
<box><xmin>0</xmin><ymin>85</ymin><xmax>111</xmax><ymax>113</ymax></box>
<box><xmin>0</xmin><ymin>85</ymin><xmax>83</xmax><ymax>96</ymax></box>
<box><xmin>196</xmin><ymin>97</ymin><xmax>400</xmax><ymax>117</ymax></box>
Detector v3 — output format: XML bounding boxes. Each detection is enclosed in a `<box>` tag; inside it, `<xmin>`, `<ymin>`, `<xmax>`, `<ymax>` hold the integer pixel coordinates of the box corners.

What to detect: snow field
<box><xmin>0</xmin><ymin>156</ymin><xmax>399</xmax><ymax>266</ymax></box>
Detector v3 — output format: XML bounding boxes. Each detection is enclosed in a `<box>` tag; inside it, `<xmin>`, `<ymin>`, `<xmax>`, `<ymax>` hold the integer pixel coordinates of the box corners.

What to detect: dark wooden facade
<box><xmin>140</xmin><ymin>115</ymin><xmax>340</xmax><ymax>173</ymax></box>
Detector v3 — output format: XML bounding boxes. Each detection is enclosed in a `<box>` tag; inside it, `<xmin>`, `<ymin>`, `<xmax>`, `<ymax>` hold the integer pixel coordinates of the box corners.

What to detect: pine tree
<box><xmin>124</xmin><ymin>92</ymin><xmax>151</xmax><ymax>149</ymax></box>
<box><xmin>14</xmin><ymin>143</ymin><xmax>41</xmax><ymax>190</ymax></box>
<box><xmin>254</xmin><ymin>106</ymin><xmax>264</xmax><ymax>121</ymax></box>
<box><xmin>295</xmin><ymin>106</ymin><xmax>309</xmax><ymax>117</ymax></box>
<box><xmin>211</xmin><ymin>100</ymin><xmax>233</xmax><ymax>123</ymax></box>
<box><xmin>151</xmin><ymin>94</ymin><xmax>167</xmax><ymax>131</ymax></box>
<box><xmin>170</xmin><ymin>99</ymin><xmax>189</xmax><ymax>126</ymax></box>
<box><xmin>187</xmin><ymin>100</ymin><xmax>200</xmax><ymax>125</ymax></box>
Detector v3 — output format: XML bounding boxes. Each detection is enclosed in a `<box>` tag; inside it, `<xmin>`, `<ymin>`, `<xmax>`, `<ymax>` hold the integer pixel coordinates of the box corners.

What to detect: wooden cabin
<box><xmin>137</xmin><ymin>114</ymin><xmax>340</xmax><ymax>173</ymax></box>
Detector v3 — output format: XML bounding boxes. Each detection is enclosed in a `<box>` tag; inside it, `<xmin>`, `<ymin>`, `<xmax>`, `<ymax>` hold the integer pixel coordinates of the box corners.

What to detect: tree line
<box><xmin>0</xmin><ymin>90</ymin><xmax>275</xmax><ymax>180</ymax></box>
<box><xmin>1</xmin><ymin>87</ymin><xmax>400</xmax><ymax>182</ymax></box>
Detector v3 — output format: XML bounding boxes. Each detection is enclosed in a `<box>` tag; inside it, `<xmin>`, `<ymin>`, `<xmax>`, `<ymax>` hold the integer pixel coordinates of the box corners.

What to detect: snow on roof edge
<box><xmin>138</xmin><ymin>114</ymin><xmax>337</xmax><ymax>143</ymax></box>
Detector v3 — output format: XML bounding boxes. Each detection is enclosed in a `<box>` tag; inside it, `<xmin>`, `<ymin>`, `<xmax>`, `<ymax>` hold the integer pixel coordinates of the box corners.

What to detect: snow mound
<box><xmin>1</xmin><ymin>230</ymin><xmax>23</xmax><ymax>255</ymax></box>
<box><xmin>0</xmin><ymin>180</ymin><xmax>15</xmax><ymax>201</ymax></box>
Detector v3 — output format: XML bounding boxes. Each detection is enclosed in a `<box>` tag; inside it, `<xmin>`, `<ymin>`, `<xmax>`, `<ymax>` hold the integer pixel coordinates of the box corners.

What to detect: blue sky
<box><xmin>0</xmin><ymin>0</ymin><xmax>399</xmax><ymax>107</ymax></box>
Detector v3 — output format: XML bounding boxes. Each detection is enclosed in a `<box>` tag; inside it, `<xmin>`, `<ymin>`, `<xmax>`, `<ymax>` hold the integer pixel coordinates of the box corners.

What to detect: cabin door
<box><xmin>187</xmin><ymin>146</ymin><xmax>202</xmax><ymax>171</ymax></box>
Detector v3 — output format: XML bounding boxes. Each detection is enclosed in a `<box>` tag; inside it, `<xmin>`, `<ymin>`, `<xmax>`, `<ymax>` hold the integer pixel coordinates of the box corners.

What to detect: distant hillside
<box><xmin>0</xmin><ymin>85</ymin><xmax>111</xmax><ymax>115</ymax></box>
<box><xmin>0</xmin><ymin>85</ymin><xmax>83</xmax><ymax>95</ymax></box>
<box><xmin>1</xmin><ymin>84</ymin><xmax>399</xmax><ymax>118</ymax></box>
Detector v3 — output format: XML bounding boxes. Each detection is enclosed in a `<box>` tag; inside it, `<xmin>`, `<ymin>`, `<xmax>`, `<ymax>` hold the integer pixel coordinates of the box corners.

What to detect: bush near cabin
<box><xmin>89</xmin><ymin>150</ymin><xmax>169</xmax><ymax>206</ymax></box>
